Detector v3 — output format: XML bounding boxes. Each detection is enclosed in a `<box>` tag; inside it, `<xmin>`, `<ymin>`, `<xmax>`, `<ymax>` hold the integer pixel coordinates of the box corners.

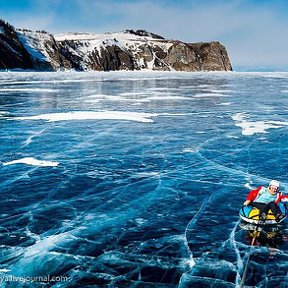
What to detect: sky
<box><xmin>1</xmin><ymin>0</ymin><xmax>288</xmax><ymax>70</ymax></box>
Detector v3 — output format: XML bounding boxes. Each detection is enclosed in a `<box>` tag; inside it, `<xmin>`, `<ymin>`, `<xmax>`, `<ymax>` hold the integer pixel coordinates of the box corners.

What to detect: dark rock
<box><xmin>43</xmin><ymin>35</ymin><xmax>73</xmax><ymax>70</ymax></box>
<box><xmin>189</xmin><ymin>41</ymin><xmax>233</xmax><ymax>71</ymax></box>
<box><xmin>58</xmin><ymin>40</ymin><xmax>84</xmax><ymax>70</ymax></box>
<box><xmin>0</xmin><ymin>19</ymin><xmax>33</xmax><ymax>70</ymax></box>
<box><xmin>99</xmin><ymin>45</ymin><xmax>135</xmax><ymax>71</ymax></box>
<box><xmin>166</xmin><ymin>41</ymin><xmax>200</xmax><ymax>71</ymax></box>
<box><xmin>125</xmin><ymin>29</ymin><xmax>165</xmax><ymax>40</ymax></box>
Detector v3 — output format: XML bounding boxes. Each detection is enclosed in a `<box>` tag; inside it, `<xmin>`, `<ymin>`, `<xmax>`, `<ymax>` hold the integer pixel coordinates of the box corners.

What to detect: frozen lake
<box><xmin>1</xmin><ymin>71</ymin><xmax>288</xmax><ymax>287</ymax></box>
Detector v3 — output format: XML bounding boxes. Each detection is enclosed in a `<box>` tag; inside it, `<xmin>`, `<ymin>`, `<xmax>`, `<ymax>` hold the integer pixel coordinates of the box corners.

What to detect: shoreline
<box><xmin>1</xmin><ymin>69</ymin><xmax>288</xmax><ymax>75</ymax></box>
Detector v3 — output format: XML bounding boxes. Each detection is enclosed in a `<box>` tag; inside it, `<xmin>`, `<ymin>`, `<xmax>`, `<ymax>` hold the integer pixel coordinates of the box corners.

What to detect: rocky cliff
<box><xmin>0</xmin><ymin>20</ymin><xmax>232</xmax><ymax>72</ymax></box>
<box><xmin>0</xmin><ymin>19</ymin><xmax>33</xmax><ymax>70</ymax></box>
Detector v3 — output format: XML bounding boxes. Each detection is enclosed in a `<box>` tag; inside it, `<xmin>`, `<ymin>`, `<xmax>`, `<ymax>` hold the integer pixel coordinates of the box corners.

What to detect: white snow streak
<box><xmin>3</xmin><ymin>157</ymin><xmax>59</xmax><ymax>167</ymax></box>
<box><xmin>232</xmin><ymin>113</ymin><xmax>288</xmax><ymax>136</ymax></box>
<box><xmin>14</xmin><ymin>111</ymin><xmax>158</xmax><ymax>123</ymax></box>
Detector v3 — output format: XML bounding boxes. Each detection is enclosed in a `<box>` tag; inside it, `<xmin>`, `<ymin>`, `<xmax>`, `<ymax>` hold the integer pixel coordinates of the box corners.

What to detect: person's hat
<box><xmin>269</xmin><ymin>180</ymin><xmax>280</xmax><ymax>188</ymax></box>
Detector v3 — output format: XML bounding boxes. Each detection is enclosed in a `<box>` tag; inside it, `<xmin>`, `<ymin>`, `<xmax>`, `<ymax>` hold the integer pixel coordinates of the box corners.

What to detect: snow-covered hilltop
<box><xmin>54</xmin><ymin>30</ymin><xmax>176</xmax><ymax>71</ymax></box>
<box><xmin>0</xmin><ymin>19</ymin><xmax>232</xmax><ymax>72</ymax></box>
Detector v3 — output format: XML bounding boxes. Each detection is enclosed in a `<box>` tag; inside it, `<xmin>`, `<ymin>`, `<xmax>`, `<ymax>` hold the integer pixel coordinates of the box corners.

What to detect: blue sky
<box><xmin>1</xmin><ymin>0</ymin><xmax>288</xmax><ymax>69</ymax></box>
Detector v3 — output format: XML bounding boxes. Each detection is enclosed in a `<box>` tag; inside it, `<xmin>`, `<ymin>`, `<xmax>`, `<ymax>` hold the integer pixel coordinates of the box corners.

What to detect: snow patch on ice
<box><xmin>14</xmin><ymin>111</ymin><xmax>159</xmax><ymax>123</ymax></box>
<box><xmin>194</xmin><ymin>93</ymin><xmax>227</xmax><ymax>98</ymax></box>
<box><xmin>84</xmin><ymin>94</ymin><xmax>150</xmax><ymax>103</ymax></box>
<box><xmin>135</xmin><ymin>172</ymin><xmax>160</xmax><ymax>178</ymax></box>
<box><xmin>232</xmin><ymin>113</ymin><xmax>246</xmax><ymax>122</ymax></box>
<box><xmin>0</xmin><ymin>88</ymin><xmax>55</xmax><ymax>93</ymax></box>
<box><xmin>182</xmin><ymin>148</ymin><xmax>196</xmax><ymax>153</ymax></box>
<box><xmin>217</xmin><ymin>102</ymin><xmax>232</xmax><ymax>106</ymax></box>
<box><xmin>0</xmin><ymin>268</ymin><xmax>11</xmax><ymax>273</ymax></box>
<box><xmin>3</xmin><ymin>157</ymin><xmax>59</xmax><ymax>167</ymax></box>
<box><xmin>208</xmin><ymin>89</ymin><xmax>236</xmax><ymax>93</ymax></box>
<box><xmin>232</xmin><ymin>113</ymin><xmax>288</xmax><ymax>136</ymax></box>
<box><xmin>147</xmin><ymin>95</ymin><xmax>188</xmax><ymax>101</ymax></box>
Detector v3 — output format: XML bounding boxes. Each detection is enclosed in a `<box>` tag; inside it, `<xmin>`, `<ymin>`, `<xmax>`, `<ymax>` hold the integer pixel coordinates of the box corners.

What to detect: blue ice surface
<box><xmin>0</xmin><ymin>71</ymin><xmax>288</xmax><ymax>287</ymax></box>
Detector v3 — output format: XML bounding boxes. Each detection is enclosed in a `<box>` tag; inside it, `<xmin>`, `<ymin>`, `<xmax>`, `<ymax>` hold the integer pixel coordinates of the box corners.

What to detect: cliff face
<box><xmin>55</xmin><ymin>30</ymin><xmax>232</xmax><ymax>72</ymax></box>
<box><xmin>16</xmin><ymin>30</ymin><xmax>73</xmax><ymax>71</ymax></box>
<box><xmin>0</xmin><ymin>20</ymin><xmax>233</xmax><ymax>72</ymax></box>
<box><xmin>0</xmin><ymin>20</ymin><xmax>33</xmax><ymax>70</ymax></box>
<box><xmin>188</xmin><ymin>42</ymin><xmax>232</xmax><ymax>71</ymax></box>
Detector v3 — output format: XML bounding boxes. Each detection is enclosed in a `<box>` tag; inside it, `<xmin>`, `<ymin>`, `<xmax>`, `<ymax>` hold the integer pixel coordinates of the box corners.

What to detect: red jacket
<box><xmin>247</xmin><ymin>186</ymin><xmax>288</xmax><ymax>204</ymax></box>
